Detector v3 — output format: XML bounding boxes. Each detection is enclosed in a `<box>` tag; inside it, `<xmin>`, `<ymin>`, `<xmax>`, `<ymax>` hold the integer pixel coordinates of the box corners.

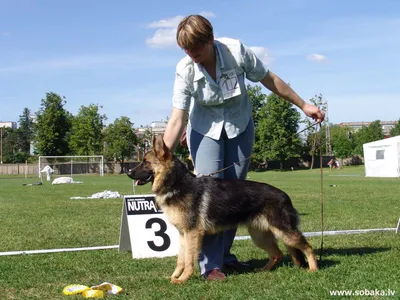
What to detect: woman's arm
<box><xmin>260</xmin><ymin>71</ymin><xmax>325</xmax><ymax>123</ymax></box>
<box><xmin>163</xmin><ymin>108</ymin><xmax>187</xmax><ymax>151</ymax></box>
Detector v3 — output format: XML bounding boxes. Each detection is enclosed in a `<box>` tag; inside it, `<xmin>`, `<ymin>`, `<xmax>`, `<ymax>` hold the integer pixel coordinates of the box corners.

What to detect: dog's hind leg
<box><xmin>248</xmin><ymin>227</ymin><xmax>283</xmax><ymax>271</ymax></box>
<box><xmin>271</xmin><ymin>228</ymin><xmax>318</xmax><ymax>272</ymax></box>
<box><xmin>285</xmin><ymin>246</ymin><xmax>307</xmax><ymax>268</ymax></box>
<box><xmin>170</xmin><ymin>231</ymin><xmax>185</xmax><ymax>282</ymax></box>
<box><xmin>171</xmin><ymin>229</ymin><xmax>204</xmax><ymax>284</ymax></box>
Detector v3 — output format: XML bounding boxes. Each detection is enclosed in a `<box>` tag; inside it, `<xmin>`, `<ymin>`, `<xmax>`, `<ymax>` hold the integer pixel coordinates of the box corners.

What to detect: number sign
<box><xmin>119</xmin><ymin>195</ymin><xmax>179</xmax><ymax>259</ymax></box>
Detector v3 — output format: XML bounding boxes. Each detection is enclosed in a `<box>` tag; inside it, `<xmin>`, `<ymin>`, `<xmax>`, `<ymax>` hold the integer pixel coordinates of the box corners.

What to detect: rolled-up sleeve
<box><xmin>240</xmin><ymin>43</ymin><xmax>268</xmax><ymax>82</ymax></box>
<box><xmin>172</xmin><ymin>72</ymin><xmax>191</xmax><ymax>110</ymax></box>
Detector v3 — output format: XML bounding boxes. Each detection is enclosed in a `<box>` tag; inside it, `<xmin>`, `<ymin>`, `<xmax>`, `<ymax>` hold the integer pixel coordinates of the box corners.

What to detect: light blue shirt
<box><xmin>172</xmin><ymin>38</ymin><xmax>268</xmax><ymax>140</ymax></box>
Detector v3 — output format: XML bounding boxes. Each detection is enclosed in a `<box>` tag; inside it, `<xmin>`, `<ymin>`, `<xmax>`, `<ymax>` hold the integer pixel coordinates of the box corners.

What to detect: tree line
<box><xmin>1</xmin><ymin>90</ymin><xmax>399</xmax><ymax>169</ymax></box>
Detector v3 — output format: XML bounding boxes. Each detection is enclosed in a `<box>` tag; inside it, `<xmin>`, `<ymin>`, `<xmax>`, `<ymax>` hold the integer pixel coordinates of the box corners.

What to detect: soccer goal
<box><xmin>38</xmin><ymin>155</ymin><xmax>104</xmax><ymax>181</ymax></box>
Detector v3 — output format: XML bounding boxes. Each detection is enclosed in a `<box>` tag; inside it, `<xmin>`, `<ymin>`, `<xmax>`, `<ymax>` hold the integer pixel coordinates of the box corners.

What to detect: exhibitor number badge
<box><xmin>219</xmin><ymin>69</ymin><xmax>241</xmax><ymax>99</ymax></box>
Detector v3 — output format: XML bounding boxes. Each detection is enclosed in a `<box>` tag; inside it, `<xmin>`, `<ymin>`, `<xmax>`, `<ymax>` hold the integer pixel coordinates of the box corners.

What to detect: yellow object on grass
<box><xmin>82</xmin><ymin>289</ymin><xmax>104</xmax><ymax>298</ymax></box>
<box><xmin>62</xmin><ymin>284</ymin><xmax>90</xmax><ymax>295</ymax></box>
<box><xmin>91</xmin><ymin>282</ymin><xmax>123</xmax><ymax>295</ymax></box>
<box><xmin>63</xmin><ymin>282</ymin><xmax>122</xmax><ymax>297</ymax></box>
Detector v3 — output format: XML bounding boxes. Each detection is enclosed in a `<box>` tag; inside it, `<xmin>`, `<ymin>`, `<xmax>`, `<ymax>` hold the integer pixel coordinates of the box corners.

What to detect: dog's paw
<box><xmin>170</xmin><ymin>268</ymin><xmax>184</xmax><ymax>279</ymax></box>
<box><xmin>262</xmin><ymin>254</ymin><xmax>283</xmax><ymax>271</ymax></box>
<box><xmin>170</xmin><ymin>277</ymin><xmax>186</xmax><ymax>284</ymax></box>
<box><xmin>308</xmin><ymin>267</ymin><xmax>318</xmax><ymax>272</ymax></box>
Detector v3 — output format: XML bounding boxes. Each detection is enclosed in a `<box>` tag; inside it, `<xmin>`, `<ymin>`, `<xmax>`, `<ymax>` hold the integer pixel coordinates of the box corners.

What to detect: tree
<box><xmin>69</xmin><ymin>104</ymin><xmax>106</xmax><ymax>155</ymax></box>
<box><xmin>1</xmin><ymin>128</ymin><xmax>17</xmax><ymax>163</ymax></box>
<box><xmin>302</xmin><ymin>94</ymin><xmax>327</xmax><ymax>169</ymax></box>
<box><xmin>16</xmin><ymin>107</ymin><xmax>34</xmax><ymax>154</ymax></box>
<box><xmin>34</xmin><ymin>92</ymin><xmax>72</xmax><ymax>156</ymax></box>
<box><xmin>247</xmin><ymin>84</ymin><xmax>267</xmax><ymax>128</ymax></box>
<box><xmin>330</xmin><ymin>125</ymin><xmax>354</xmax><ymax>158</ymax></box>
<box><xmin>0</xmin><ymin>127</ymin><xmax>30</xmax><ymax>163</ymax></box>
<box><xmin>353</xmin><ymin>120</ymin><xmax>384</xmax><ymax>155</ymax></box>
<box><xmin>390</xmin><ymin>119</ymin><xmax>400</xmax><ymax>137</ymax></box>
<box><xmin>368</xmin><ymin>120</ymin><xmax>385</xmax><ymax>141</ymax></box>
<box><xmin>103</xmin><ymin>117</ymin><xmax>138</xmax><ymax>173</ymax></box>
<box><xmin>253</xmin><ymin>93</ymin><xmax>302</xmax><ymax>169</ymax></box>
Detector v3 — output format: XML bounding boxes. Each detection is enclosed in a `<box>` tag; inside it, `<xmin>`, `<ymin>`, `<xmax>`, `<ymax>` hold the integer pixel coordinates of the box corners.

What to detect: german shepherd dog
<box><xmin>127</xmin><ymin>134</ymin><xmax>318</xmax><ymax>283</ymax></box>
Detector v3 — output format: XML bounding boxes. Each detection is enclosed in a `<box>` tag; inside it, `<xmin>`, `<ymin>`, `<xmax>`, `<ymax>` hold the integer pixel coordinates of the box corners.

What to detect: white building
<box><xmin>0</xmin><ymin>121</ymin><xmax>17</xmax><ymax>130</ymax></box>
<box><xmin>136</xmin><ymin>121</ymin><xmax>167</xmax><ymax>137</ymax></box>
<box><xmin>339</xmin><ymin>121</ymin><xmax>398</xmax><ymax>137</ymax></box>
<box><xmin>136</xmin><ymin>121</ymin><xmax>167</xmax><ymax>160</ymax></box>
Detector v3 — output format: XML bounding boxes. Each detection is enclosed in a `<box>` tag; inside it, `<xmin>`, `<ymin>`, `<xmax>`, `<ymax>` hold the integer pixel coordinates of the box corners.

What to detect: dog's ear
<box><xmin>154</xmin><ymin>133</ymin><xmax>171</xmax><ymax>161</ymax></box>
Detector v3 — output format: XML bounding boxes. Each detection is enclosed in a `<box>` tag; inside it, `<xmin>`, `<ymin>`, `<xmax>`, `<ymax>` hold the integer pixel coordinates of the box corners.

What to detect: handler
<box><xmin>163</xmin><ymin>15</ymin><xmax>325</xmax><ymax>281</ymax></box>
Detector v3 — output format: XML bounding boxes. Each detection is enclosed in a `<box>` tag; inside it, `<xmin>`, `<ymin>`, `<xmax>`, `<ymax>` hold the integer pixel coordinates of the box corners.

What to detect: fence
<box><xmin>0</xmin><ymin>156</ymin><xmax>364</xmax><ymax>176</ymax></box>
<box><xmin>0</xmin><ymin>163</ymin><xmax>39</xmax><ymax>176</ymax></box>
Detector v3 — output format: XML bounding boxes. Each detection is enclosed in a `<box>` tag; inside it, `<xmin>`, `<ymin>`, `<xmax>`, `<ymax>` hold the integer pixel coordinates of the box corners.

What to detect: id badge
<box><xmin>219</xmin><ymin>70</ymin><xmax>241</xmax><ymax>99</ymax></box>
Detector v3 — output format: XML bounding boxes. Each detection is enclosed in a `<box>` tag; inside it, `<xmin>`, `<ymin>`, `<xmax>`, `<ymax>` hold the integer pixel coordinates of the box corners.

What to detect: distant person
<box><xmin>335</xmin><ymin>159</ymin><xmax>341</xmax><ymax>169</ymax></box>
<box><xmin>328</xmin><ymin>159</ymin><xmax>334</xmax><ymax>169</ymax></box>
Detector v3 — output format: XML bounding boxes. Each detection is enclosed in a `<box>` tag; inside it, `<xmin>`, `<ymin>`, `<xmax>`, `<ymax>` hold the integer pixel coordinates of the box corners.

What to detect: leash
<box><xmin>199</xmin><ymin>121</ymin><xmax>320</xmax><ymax>177</ymax></box>
<box><xmin>318</xmin><ymin>124</ymin><xmax>325</xmax><ymax>261</ymax></box>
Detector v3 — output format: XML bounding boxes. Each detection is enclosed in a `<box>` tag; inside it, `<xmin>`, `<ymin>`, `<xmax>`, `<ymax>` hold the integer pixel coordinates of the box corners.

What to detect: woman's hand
<box><xmin>302</xmin><ymin>103</ymin><xmax>325</xmax><ymax>123</ymax></box>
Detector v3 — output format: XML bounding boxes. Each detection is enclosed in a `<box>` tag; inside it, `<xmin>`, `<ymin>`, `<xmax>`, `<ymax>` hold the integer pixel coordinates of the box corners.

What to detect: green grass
<box><xmin>1</xmin><ymin>166</ymin><xmax>399</xmax><ymax>299</ymax></box>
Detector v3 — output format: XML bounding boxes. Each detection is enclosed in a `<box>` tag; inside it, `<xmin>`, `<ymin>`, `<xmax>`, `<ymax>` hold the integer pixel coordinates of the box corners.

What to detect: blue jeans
<box><xmin>186</xmin><ymin>120</ymin><xmax>254</xmax><ymax>276</ymax></box>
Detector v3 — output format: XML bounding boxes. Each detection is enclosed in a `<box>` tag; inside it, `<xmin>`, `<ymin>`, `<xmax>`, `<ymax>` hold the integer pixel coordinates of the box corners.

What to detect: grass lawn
<box><xmin>0</xmin><ymin>166</ymin><xmax>399</xmax><ymax>299</ymax></box>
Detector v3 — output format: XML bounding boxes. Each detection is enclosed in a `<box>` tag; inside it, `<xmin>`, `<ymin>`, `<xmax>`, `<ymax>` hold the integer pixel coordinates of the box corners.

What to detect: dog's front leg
<box><xmin>172</xmin><ymin>229</ymin><xmax>203</xmax><ymax>284</ymax></box>
<box><xmin>170</xmin><ymin>231</ymin><xmax>185</xmax><ymax>283</ymax></box>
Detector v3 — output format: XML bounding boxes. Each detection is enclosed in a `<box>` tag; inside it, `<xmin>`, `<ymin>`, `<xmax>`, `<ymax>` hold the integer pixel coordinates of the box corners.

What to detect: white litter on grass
<box><xmin>52</xmin><ymin>177</ymin><xmax>83</xmax><ymax>185</ymax></box>
<box><xmin>70</xmin><ymin>190</ymin><xmax>121</xmax><ymax>200</ymax></box>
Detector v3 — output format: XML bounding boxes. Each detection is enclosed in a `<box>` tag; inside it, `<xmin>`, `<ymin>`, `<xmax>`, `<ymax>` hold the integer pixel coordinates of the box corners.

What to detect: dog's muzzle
<box><xmin>127</xmin><ymin>169</ymin><xmax>154</xmax><ymax>186</ymax></box>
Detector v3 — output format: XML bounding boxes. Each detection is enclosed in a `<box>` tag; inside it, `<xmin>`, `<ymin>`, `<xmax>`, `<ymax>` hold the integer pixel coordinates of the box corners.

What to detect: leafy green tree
<box><xmin>330</xmin><ymin>125</ymin><xmax>354</xmax><ymax>158</ymax></box>
<box><xmin>34</xmin><ymin>92</ymin><xmax>72</xmax><ymax>156</ymax></box>
<box><xmin>253</xmin><ymin>93</ymin><xmax>302</xmax><ymax>169</ymax></box>
<box><xmin>247</xmin><ymin>84</ymin><xmax>267</xmax><ymax>128</ymax></box>
<box><xmin>103</xmin><ymin>117</ymin><xmax>138</xmax><ymax>173</ymax></box>
<box><xmin>16</xmin><ymin>107</ymin><xmax>34</xmax><ymax>154</ymax></box>
<box><xmin>353</xmin><ymin>126</ymin><xmax>369</xmax><ymax>155</ymax></box>
<box><xmin>1</xmin><ymin>128</ymin><xmax>17</xmax><ymax>163</ymax></box>
<box><xmin>69</xmin><ymin>104</ymin><xmax>106</xmax><ymax>155</ymax></box>
<box><xmin>390</xmin><ymin>119</ymin><xmax>400</xmax><ymax>137</ymax></box>
<box><xmin>303</xmin><ymin>94</ymin><xmax>327</xmax><ymax>169</ymax></box>
<box><xmin>0</xmin><ymin>128</ymin><xmax>30</xmax><ymax>163</ymax></box>
<box><xmin>368</xmin><ymin>120</ymin><xmax>385</xmax><ymax>141</ymax></box>
<box><xmin>353</xmin><ymin>120</ymin><xmax>384</xmax><ymax>155</ymax></box>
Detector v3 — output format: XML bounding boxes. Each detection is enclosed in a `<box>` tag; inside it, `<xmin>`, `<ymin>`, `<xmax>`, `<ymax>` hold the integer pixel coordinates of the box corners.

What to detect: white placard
<box><xmin>119</xmin><ymin>194</ymin><xmax>179</xmax><ymax>259</ymax></box>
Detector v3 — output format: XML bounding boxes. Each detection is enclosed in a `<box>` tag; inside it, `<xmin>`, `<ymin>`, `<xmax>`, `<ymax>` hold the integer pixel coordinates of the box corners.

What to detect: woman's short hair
<box><xmin>176</xmin><ymin>15</ymin><xmax>213</xmax><ymax>49</ymax></box>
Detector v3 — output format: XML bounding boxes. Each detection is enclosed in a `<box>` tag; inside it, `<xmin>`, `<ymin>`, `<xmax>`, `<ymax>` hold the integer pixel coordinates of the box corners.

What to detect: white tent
<box><xmin>363</xmin><ymin>136</ymin><xmax>400</xmax><ymax>177</ymax></box>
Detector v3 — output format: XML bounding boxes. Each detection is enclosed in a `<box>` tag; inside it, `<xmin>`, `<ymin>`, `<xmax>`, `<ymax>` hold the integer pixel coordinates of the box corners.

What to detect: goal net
<box><xmin>38</xmin><ymin>155</ymin><xmax>104</xmax><ymax>181</ymax></box>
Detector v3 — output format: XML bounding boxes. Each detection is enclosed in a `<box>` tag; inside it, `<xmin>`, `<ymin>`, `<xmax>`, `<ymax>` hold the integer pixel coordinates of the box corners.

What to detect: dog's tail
<box><xmin>285</xmin><ymin>246</ymin><xmax>308</xmax><ymax>268</ymax></box>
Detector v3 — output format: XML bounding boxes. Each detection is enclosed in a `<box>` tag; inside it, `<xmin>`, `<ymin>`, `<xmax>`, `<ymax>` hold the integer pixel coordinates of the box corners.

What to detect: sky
<box><xmin>1</xmin><ymin>0</ymin><xmax>399</xmax><ymax>128</ymax></box>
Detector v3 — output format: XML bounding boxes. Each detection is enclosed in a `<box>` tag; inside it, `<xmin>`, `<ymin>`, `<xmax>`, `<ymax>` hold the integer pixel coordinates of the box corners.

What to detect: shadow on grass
<box><xmin>224</xmin><ymin>247</ymin><xmax>390</xmax><ymax>276</ymax></box>
<box><xmin>316</xmin><ymin>246</ymin><xmax>390</xmax><ymax>257</ymax></box>
<box><xmin>298</xmin><ymin>212</ymin><xmax>309</xmax><ymax>216</ymax></box>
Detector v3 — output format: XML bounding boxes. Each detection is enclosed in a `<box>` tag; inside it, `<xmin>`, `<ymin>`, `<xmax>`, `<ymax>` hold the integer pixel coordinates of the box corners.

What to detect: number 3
<box><xmin>145</xmin><ymin>218</ymin><xmax>171</xmax><ymax>251</ymax></box>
